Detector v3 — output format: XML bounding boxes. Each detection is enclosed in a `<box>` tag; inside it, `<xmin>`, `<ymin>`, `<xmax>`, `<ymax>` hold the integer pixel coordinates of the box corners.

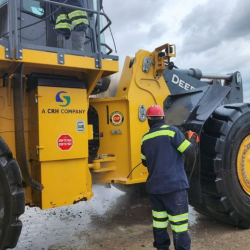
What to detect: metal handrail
<box><xmin>40</xmin><ymin>0</ymin><xmax>112</xmax><ymax>54</ymax></box>
<box><xmin>100</xmin><ymin>14</ymin><xmax>112</xmax><ymax>35</ymax></box>
<box><xmin>96</xmin><ymin>0</ymin><xmax>101</xmax><ymax>66</ymax></box>
<box><xmin>7</xmin><ymin>0</ymin><xmax>13</xmax><ymax>59</ymax></box>
<box><xmin>13</xmin><ymin>0</ymin><xmax>18</xmax><ymax>60</ymax></box>
<box><xmin>2</xmin><ymin>0</ymin><xmax>117</xmax><ymax>68</ymax></box>
<box><xmin>101</xmin><ymin>43</ymin><xmax>113</xmax><ymax>55</ymax></box>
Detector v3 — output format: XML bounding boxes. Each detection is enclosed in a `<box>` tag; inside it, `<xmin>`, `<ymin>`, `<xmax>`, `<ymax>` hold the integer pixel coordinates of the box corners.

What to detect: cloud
<box><xmin>224</xmin><ymin>0</ymin><xmax>250</xmax><ymax>39</ymax></box>
<box><xmin>103</xmin><ymin>0</ymin><xmax>250</xmax><ymax>102</ymax></box>
<box><xmin>104</xmin><ymin>0</ymin><xmax>170</xmax><ymax>69</ymax></box>
<box><xmin>180</xmin><ymin>0</ymin><xmax>250</xmax><ymax>53</ymax></box>
<box><xmin>147</xmin><ymin>23</ymin><xmax>166</xmax><ymax>39</ymax></box>
<box><xmin>104</xmin><ymin>0</ymin><xmax>167</xmax><ymax>35</ymax></box>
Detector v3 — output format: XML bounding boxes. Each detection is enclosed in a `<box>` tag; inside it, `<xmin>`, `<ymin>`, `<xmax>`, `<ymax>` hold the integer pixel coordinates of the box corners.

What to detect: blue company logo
<box><xmin>55</xmin><ymin>91</ymin><xmax>71</xmax><ymax>107</ymax></box>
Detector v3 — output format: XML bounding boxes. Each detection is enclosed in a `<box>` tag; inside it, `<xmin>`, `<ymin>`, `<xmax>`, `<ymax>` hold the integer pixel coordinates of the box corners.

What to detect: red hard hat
<box><xmin>146</xmin><ymin>105</ymin><xmax>164</xmax><ymax>117</ymax></box>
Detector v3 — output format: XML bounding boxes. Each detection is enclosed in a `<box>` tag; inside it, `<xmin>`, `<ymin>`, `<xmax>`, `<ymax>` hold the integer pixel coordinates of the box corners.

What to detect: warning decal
<box><xmin>110</xmin><ymin>111</ymin><xmax>124</xmax><ymax>126</ymax></box>
<box><xmin>57</xmin><ymin>134</ymin><xmax>73</xmax><ymax>151</ymax></box>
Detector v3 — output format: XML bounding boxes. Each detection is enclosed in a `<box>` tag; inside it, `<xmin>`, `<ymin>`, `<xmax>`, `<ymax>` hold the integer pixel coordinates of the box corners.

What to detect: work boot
<box><xmin>57</xmin><ymin>34</ymin><xmax>66</xmax><ymax>49</ymax></box>
<box><xmin>71</xmin><ymin>30</ymin><xmax>86</xmax><ymax>51</ymax></box>
<box><xmin>157</xmin><ymin>248</ymin><xmax>170</xmax><ymax>250</ymax></box>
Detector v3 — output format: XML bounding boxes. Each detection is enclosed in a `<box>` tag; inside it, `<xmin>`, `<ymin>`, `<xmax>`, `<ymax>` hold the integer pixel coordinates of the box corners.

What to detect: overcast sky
<box><xmin>104</xmin><ymin>0</ymin><xmax>250</xmax><ymax>101</ymax></box>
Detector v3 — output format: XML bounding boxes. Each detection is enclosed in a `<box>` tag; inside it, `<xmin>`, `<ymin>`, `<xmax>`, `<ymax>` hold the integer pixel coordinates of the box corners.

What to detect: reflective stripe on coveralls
<box><xmin>68</xmin><ymin>10</ymin><xmax>87</xmax><ymax>19</ymax></box>
<box><xmin>141</xmin><ymin>153</ymin><xmax>146</xmax><ymax>160</ymax></box>
<box><xmin>55</xmin><ymin>11</ymin><xmax>89</xmax><ymax>32</ymax></box>
<box><xmin>171</xmin><ymin>223</ymin><xmax>188</xmax><ymax>233</ymax></box>
<box><xmin>68</xmin><ymin>10</ymin><xmax>89</xmax><ymax>28</ymax></box>
<box><xmin>71</xmin><ymin>18</ymin><xmax>89</xmax><ymax>27</ymax></box>
<box><xmin>153</xmin><ymin>220</ymin><xmax>168</xmax><ymax>228</ymax></box>
<box><xmin>152</xmin><ymin>210</ymin><xmax>168</xmax><ymax>229</ymax></box>
<box><xmin>141</xmin><ymin>130</ymin><xmax>175</xmax><ymax>144</ymax></box>
<box><xmin>141</xmin><ymin>122</ymin><xmax>191</xmax><ymax>194</ymax></box>
<box><xmin>152</xmin><ymin>210</ymin><xmax>189</xmax><ymax>233</ymax></box>
<box><xmin>168</xmin><ymin>213</ymin><xmax>188</xmax><ymax>222</ymax></box>
<box><xmin>160</xmin><ymin>125</ymin><xmax>169</xmax><ymax>128</ymax></box>
<box><xmin>55</xmin><ymin>14</ymin><xmax>71</xmax><ymax>31</ymax></box>
<box><xmin>177</xmin><ymin>140</ymin><xmax>191</xmax><ymax>153</ymax></box>
<box><xmin>141</xmin><ymin>125</ymin><xmax>191</xmax><ymax>159</ymax></box>
<box><xmin>152</xmin><ymin>210</ymin><xmax>168</xmax><ymax>218</ymax></box>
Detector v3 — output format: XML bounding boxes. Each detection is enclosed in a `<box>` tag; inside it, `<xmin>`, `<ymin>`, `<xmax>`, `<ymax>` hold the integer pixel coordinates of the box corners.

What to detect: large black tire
<box><xmin>0</xmin><ymin>136</ymin><xmax>25</xmax><ymax>249</ymax></box>
<box><xmin>200</xmin><ymin>103</ymin><xmax>250</xmax><ymax>228</ymax></box>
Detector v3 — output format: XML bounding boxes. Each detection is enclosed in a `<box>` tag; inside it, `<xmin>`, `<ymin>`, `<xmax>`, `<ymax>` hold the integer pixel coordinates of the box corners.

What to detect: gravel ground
<box><xmin>13</xmin><ymin>186</ymin><xmax>250</xmax><ymax>250</ymax></box>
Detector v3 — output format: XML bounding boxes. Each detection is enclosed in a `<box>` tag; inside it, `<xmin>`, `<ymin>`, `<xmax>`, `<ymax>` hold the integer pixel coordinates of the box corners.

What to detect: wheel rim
<box><xmin>237</xmin><ymin>135</ymin><xmax>250</xmax><ymax>194</ymax></box>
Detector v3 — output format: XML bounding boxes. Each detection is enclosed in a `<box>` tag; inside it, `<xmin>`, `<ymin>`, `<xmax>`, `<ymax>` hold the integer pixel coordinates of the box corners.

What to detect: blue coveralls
<box><xmin>53</xmin><ymin>0</ymin><xmax>89</xmax><ymax>39</ymax></box>
<box><xmin>141</xmin><ymin>122</ymin><xmax>192</xmax><ymax>250</ymax></box>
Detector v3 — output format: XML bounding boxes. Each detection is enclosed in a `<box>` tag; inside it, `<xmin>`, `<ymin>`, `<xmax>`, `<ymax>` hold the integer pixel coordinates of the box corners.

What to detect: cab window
<box><xmin>23</xmin><ymin>0</ymin><xmax>44</xmax><ymax>17</ymax></box>
<box><xmin>0</xmin><ymin>0</ymin><xmax>7</xmax><ymax>6</ymax></box>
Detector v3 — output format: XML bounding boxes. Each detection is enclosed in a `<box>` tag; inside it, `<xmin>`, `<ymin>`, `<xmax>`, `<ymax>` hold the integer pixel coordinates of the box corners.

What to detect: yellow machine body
<box><xmin>0</xmin><ymin>46</ymin><xmax>119</xmax><ymax>209</ymax></box>
<box><xmin>1</xmin><ymin>4</ymin><xmax>250</xmax><ymax>247</ymax></box>
<box><xmin>28</xmin><ymin>86</ymin><xmax>93</xmax><ymax>209</ymax></box>
<box><xmin>90</xmin><ymin>48</ymin><xmax>171</xmax><ymax>185</ymax></box>
<box><xmin>0</xmin><ymin>2</ymin><xmax>188</xmax><ymax>248</ymax></box>
<box><xmin>0</xmin><ymin>31</ymin><xmax>173</xmax><ymax>210</ymax></box>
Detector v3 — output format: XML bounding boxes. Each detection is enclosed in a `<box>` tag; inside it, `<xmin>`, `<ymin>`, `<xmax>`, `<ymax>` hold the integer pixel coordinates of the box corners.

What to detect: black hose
<box><xmin>188</xmin><ymin>154</ymin><xmax>196</xmax><ymax>182</ymax></box>
<box><xmin>127</xmin><ymin>162</ymin><xmax>142</xmax><ymax>179</ymax></box>
<box><xmin>127</xmin><ymin>154</ymin><xmax>196</xmax><ymax>183</ymax></box>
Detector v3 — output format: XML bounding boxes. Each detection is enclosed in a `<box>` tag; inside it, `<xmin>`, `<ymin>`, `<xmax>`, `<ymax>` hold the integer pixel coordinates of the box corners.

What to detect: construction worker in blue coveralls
<box><xmin>141</xmin><ymin>105</ymin><xmax>199</xmax><ymax>250</ymax></box>
<box><xmin>53</xmin><ymin>0</ymin><xmax>89</xmax><ymax>50</ymax></box>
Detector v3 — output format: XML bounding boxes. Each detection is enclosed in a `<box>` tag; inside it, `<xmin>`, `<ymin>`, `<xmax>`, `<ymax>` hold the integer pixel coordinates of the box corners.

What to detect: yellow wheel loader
<box><xmin>0</xmin><ymin>1</ymin><xmax>250</xmax><ymax>249</ymax></box>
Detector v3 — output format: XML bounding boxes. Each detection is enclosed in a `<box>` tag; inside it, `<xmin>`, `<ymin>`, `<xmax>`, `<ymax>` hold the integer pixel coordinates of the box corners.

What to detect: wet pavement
<box><xmin>14</xmin><ymin>185</ymin><xmax>250</xmax><ymax>250</ymax></box>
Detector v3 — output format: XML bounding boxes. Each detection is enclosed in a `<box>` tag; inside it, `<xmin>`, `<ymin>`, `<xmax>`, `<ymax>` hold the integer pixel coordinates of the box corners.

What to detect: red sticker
<box><xmin>110</xmin><ymin>111</ymin><xmax>124</xmax><ymax>126</ymax></box>
<box><xmin>57</xmin><ymin>134</ymin><xmax>73</xmax><ymax>150</ymax></box>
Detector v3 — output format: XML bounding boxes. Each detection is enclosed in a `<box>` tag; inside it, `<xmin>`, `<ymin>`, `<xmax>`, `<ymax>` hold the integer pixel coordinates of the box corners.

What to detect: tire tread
<box><xmin>199</xmin><ymin>103</ymin><xmax>250</xmax><ymax>228</ymax></box>
<box><xmin>0</xmin><ymin>137</ymin><xmax>25</xmax><ymax>250</ymax></box>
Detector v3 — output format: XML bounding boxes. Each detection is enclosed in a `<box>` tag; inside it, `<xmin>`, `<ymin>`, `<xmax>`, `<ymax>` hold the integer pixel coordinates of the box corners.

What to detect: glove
<box><xmin>186</xmin><ymin>131</ymin><xmax>200</xmax><ymax>143</ymax></box>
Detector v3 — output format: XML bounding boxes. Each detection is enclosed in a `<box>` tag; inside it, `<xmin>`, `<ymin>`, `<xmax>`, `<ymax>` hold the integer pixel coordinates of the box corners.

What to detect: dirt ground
<box><xmin>14</xmin><ymin>186</ymin><xmax>250</xmax><ymax>250</ymax></box>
